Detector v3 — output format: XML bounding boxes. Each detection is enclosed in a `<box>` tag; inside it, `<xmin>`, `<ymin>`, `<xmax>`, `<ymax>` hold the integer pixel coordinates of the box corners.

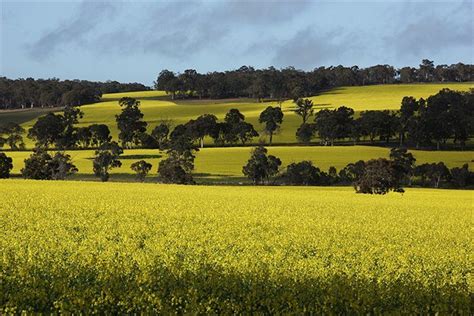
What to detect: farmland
<box><xmin>4</xmin><ymin>146</ymin><xmax>473</xmax><ymax>183</ymax></box>
<box><xmin>1</xmin><ymin>82</ymin><xmax>472</xmax><ymax>147</ymax></box>
<box><xmin>0</xmin><ymin>180</ymin><xmax>471</xmax><ymax>313</ymax></box>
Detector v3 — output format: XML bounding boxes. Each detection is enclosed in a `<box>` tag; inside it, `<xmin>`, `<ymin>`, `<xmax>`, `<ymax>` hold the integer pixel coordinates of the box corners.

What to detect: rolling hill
<box><xmin>1</xmin><ymin>82</ymin><xmax>472</xmax><ymax>147</ymax></box>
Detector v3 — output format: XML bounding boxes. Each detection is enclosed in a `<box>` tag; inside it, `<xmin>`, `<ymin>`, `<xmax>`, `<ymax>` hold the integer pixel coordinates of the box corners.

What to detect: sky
<box><xmin>1</xmin><ymin>0</ymin><xmax>473</xmax><ymax>86</ymax></box>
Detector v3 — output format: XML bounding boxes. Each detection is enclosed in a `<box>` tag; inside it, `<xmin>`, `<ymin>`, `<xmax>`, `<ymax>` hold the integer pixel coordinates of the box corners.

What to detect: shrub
<box><xmin>284</xmin><ymin>161</ymin><xmax>321</xmax><ymax>185</ymax></box>
<box><xmin>354</xmin><ymin>158</ymin><xmax>403</xmax><ymax>194</ymax></box>
<box><xmin>242</xmin><ymin>146</ymin><xmax>281</xmax><ymax>184</ymax></box>
<box><xmin>131</xmin><ymin>160</ymin><xmax>152</xmax><ymax>182</ymax></box>
<box><xmin>92</xmin><ymin>141</ymin><xmax>123</xmax><ymax>182</ymax></box>
<box><xmin>158</xmin><ymin>156</ymin><xmax>194</xmax><ymax>184</ymax></box>
<box><xmin>21</xmin><ymin>149</ymin><xmax>77</xmax><ymax>180</ymax></box>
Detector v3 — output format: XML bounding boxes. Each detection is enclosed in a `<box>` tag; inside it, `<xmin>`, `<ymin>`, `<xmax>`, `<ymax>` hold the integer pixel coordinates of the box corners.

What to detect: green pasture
<box><xmin>306</xmin><ymin>83</ymin><xmax>473</xmax><ymax>111</ymax></box>
<box><xmin>1</xmin><ymin>82</ymin><xmax>471</xmax><ymax>148</ymax></box>
<box><xmin>5</xmin><ymin>146</ymin><xmax>472</xmax><ymax>183</ymax></box>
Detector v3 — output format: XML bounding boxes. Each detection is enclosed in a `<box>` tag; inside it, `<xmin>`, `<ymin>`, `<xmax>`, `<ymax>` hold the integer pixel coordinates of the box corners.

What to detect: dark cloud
<box><xmin>386</xmin><ymin>1</ymin><xmax>472</xmax><ymax>59</ymax></box>
<box><xmin>211</xmin><ymin>0</ymin><xmax>312</xmax><ymax>24</ymax></box>
<box><xmin>27</xmin><ymin>1</ymin><xmax>118</xmax><ymax>60</ymax></box>
<box><xmin>27</xmin><ymin>0</ymin><xmax>312</xmax><ymax>61</ymax></box>
<box><xmin>21</xmin><ymin>0</ymin><xmax>472</xmax><ymax>72</ymax></box>
<box><xmin>272</xmin><ymin>27</ymin><xmax>359</xmax><ymax>69</ymax></box>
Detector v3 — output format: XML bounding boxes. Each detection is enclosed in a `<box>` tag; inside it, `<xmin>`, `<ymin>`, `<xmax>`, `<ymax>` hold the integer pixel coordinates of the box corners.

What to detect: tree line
<box><xmin>155</xmin><ymin>60</ymin><xmax>473</xmax><ymax>100</ymax></box>
<box><xmin>241</xmin><ymin>146</ymin><xmax>473</xmax><ymax>192</ymax></box>
<box><xmin>1</xmin><ymin>143</ymin><xmax>472</xmax><ymax>192</ymax></box>
<box><xmin>0</xmin><ymin>77</ymin><xmax>149</xmax><ymax>110</ymax></box>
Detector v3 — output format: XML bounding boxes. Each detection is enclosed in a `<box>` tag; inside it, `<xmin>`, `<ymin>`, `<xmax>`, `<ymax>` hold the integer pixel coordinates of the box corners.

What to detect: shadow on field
<box><xmin>61</xmin><ymin>173</ymin><xmax>249</xmax><ymax>185</ymax></box>
<box><xmin>83</xmin><ymin>154</ymin><xmax>163</xmax><ymax>161</ymax></box>
<box><xmin>119</xmin><ymin>154</ymin><xmax>163</xmax><ymax>160</ymax></box>
<box><xmin>3</xmin><ymin>263</ymin><xmax>469</xmax><ymax>314</ymax></box>
<box><xmin>101</xmin><ymin>95</ymin><xmax>171</xmax><ymax>102</ymax></box>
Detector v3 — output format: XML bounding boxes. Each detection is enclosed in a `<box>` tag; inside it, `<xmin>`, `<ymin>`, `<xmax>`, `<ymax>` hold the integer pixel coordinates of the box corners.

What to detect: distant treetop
<box><xmin>155</xmin><ymin>60</ymin><xmax>473</xmax><ymax>100</ymax></box>
<box><xmin>0</xmin><ymin>78</ymin><xmax>150</xmax><ymax>110</ymax></box>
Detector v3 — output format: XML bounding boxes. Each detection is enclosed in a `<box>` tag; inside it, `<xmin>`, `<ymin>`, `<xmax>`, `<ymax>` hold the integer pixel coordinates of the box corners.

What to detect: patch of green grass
<box><xmin>5</xmin><ymin>146</ymin><xmax>472</xmax><ymax>183</ymax></box>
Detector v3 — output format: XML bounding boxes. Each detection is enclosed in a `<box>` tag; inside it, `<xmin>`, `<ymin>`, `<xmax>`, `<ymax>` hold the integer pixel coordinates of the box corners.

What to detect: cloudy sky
<box><xmin>1</xmin><ymin>0</ymin><xmax>472</xmax><ymax>85</ymax></box>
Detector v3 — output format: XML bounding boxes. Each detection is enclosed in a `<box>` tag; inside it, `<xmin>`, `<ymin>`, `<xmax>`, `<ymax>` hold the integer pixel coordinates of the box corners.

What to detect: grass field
<box><xmin>4</xmin><ymin>146</ymin><xmax>473</xmax><ymax>183</ymax></box>
<box><xmin>1</xmin><ymin>180</ymin><xmax>471</xmax><ymax>313</ymax></box>
<box><xmin>1</xmin><ymin>82</ymin><xmax>472</xmax><ymax>147</ymax></box>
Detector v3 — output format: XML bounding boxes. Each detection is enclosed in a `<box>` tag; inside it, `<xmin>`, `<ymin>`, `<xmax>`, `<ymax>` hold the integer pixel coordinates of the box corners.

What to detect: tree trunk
<box><xmin>436</xmin><ymin>141</ymin><xmax>440</xmax><ymax>150</ymax></box>
<box><xmin>269</xmin><ymin>132</ymin><xmax>273</xmax><ymax>145</ymax></box>
<box><xmin>200</xmin><ymin>138</ymin><xmax>204</xmax><ymax>148</ymax></box>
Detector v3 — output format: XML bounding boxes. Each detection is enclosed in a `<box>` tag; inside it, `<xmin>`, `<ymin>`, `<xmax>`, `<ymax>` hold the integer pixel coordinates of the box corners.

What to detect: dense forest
<box><xmin>155</xmin><ymin>60</ymin><xmax>473</xmax><ymax>100</ymax></box>
<box><xmin>0</xmin><ymin>78</ymin><xmax>149</xmax><ymax>110</ymax></box>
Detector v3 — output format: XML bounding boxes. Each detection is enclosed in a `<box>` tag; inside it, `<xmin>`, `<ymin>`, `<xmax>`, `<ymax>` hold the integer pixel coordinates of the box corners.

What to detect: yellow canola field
<box><xmin>0</xmin><ymin>180</ymin><xmax>472</xmax><ymax>313</ymax></box>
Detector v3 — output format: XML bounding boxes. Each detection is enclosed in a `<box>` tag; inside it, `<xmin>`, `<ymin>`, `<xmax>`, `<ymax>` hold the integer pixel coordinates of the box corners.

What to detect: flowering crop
<box><xmin>0</xmin><ymin>180</ymin><xmax>471</xmax><ymax>313</ymax></box>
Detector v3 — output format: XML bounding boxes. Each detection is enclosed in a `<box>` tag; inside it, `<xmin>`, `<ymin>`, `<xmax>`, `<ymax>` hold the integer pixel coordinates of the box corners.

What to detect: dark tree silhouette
<box><xmin>131</xmin><ymin>160</ymin><xmax>152</xmax><ymax>182</ymax></box>
<box><xmin>242</xmin><ymin>146</ymin><xmax>281</xmax><ymax>184</ymax></box>
<box><xmin>0</xmin><ymin>153</ymin><xmax>13</xmax><ymax>178</ymax></box>
<box><xmin>259</xmin><ymin>106</ymin><xmax>283</xmax><ymax>145</ymax></box>
<box><xmin>116</xmin><ymin>97</ymin><xmax>147</xmax><ymax>148</ymax></box>
<box><xmin>92</xmin><ymin>141</ymin><xmax>123</xmax><ymax>182</ymax></box>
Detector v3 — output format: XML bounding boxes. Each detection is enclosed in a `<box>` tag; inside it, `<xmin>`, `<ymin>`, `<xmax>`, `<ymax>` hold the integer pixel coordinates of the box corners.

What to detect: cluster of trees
<box><xmin>113</xmin><ymin>97</ymin><xmax>266</xmax><ymax>149</ymax></box>
<box><xmin>295</xmin><ymin>88</ymin><xmax>474</xmax><ymax>150</ymax></box>
<box><xmin>1</xmin><ymin>140</ymin><xmax>472</xmax><ymax>190</ymax></box>
<box><xmin>27</xmin><ymin>106</ymin><xmax>112</xmax><ymax>149</ymax></box>
<box><xmin>155</xmin><ymin>60</ymin><xmax>473</xmax><ymax>100</ymax></box>
<box><xmin>0</xmin><ymin>77</ymin><xmax>149</xmax><ymax>110</ymax></box>
<box><xmin>242</xmin><ymin>147</ymin><xmax>474</xmax><ymax>192</ymax></box>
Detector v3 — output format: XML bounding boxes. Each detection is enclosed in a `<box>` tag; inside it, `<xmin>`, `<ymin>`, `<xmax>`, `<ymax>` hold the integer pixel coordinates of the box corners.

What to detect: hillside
<box><xmin>1</xmin><ymin>82</ymin><xmax>472</xmax><ymax>147</ymax></box>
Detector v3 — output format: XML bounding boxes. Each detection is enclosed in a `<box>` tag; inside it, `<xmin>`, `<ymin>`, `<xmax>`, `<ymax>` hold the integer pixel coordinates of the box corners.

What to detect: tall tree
<box><xmin>293</xmin><ymin>98</ymin><xmax>314</xmax><ymax>123</ymax></box>
<box><xmin>389</xmin><ymin>147</ymin><xmax>416</xmax><ymax>185</ymax></box>
<box><xmin>28</xmin><ymin>113</ymin><xmax>65</xmax><ymax>148</ymax></box>
<box><xmin>314</xmin><ymin>106</ymin><xmax>354</xmax><ymax>145</ymax></box>
<box><xmin>242</xmin><ymin>146</ymin><xmax>281</xmax><ymax>184</ymax></box>
<box><xmin>186</xmin><ymin>114</ymin><xmax>217</xmax><ymax>148</ymax></box>
<box><xmin>151</xmin><ymin>121</ymin><xmax>172</xmax><ymax>150</ymax></box>
<box><xmin>419</xmin><ymin>59</ymin><xmax>435</xmax><ymax>82</ymax></box>
<box><xmin>158</xmin><ymin>124</ymin><xmax>198</xmax><ymax>184</ymax></box>
<box><xmin>92</xmin><ymin>141</ymin><xmax>123</xmax><ymax>182</ymax></box>
<box><xmin>398</xmin><ymin>96</ymin><xmax>419</xmax><ymax>146</ymax></box>
<box><xmin>259</xmin><ymin>106</ymin><xmax>284</xmax><ymax>145</ymax></box>
<box><xmin>116</xmin><ymin>97</ymin><xmax>147</xmax><ymax>148</ymax></box>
